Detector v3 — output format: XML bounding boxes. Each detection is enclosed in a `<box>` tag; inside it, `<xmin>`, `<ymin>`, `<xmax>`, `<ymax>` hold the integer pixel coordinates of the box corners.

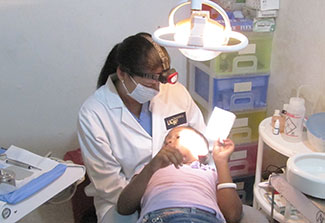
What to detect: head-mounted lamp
<box><xmin>141</xmin><ymin>68</ymin><xmax>178</xmax><ymax>84</ymax></box>
<box><xmin>139</xmin><ymin>35</ymin><xmax>178</xmax><ymax>84</ymax></box>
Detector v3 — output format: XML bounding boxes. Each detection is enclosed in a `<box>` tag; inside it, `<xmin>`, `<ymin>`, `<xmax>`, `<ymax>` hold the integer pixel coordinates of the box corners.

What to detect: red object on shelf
<box><xmin>64</xmin><ymin>148</ymin><xmax>96</xmax><ymax>223</ymax></box>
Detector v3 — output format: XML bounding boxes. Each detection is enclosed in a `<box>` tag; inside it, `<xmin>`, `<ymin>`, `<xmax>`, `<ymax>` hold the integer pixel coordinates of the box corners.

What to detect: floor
<box><xmin>17</xmin><ymin>200</ymin><xmax>74</xmax><ymax>223</ymax></box>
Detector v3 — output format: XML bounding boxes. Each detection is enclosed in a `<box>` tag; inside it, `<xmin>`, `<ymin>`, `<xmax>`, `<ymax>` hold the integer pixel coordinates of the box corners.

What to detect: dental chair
<box><xmin>240</xmin><ymin>205</ymin><xmax>269</xmax><ymax>223</ymax></box>
<box><xmin>64</xmin><ymin>149</ymin><xmax>269</xmax><ymax>223</ymax></box>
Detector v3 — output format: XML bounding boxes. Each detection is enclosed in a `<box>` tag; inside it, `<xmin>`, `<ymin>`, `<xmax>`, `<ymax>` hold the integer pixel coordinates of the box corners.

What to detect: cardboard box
<box><xmin>253</xmin><ymin>18</ymin><xmax>276</xmax><ymax>32</ymax></box>
<box><xmin>246</xmin><ymin>0</ymin><xmax>280</xmax><ymax>10</ymax></box>
<box><xmin>243</xmin><ymin>6</ymin><xmax>278</xmax><ymax>18</ymax></box>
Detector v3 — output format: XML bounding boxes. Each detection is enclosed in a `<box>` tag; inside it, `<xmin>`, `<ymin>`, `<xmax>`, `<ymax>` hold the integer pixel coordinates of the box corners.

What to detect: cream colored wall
<box><xmin>264</xmin><ymin>0</ymin><xmax>325</xmax><ymax>175</ymax></box>
<box><xmin>268</xmin><ymin>0</ymin><xmax>325</xmax><ymax>117</ymax></box>
<box><xmin>2</xmin><ymin>0</ymin><xmax>325</xmax><ymax>222</ymax></box>
<box><xmin>0</xmin><ymin>0</ymin><xmax>186</xmax><ymax>159</ymax></box>
<box><xmin>0</xmin><ymin>1</ymin><xmax>185</xmax><ymax>222</ymax></box>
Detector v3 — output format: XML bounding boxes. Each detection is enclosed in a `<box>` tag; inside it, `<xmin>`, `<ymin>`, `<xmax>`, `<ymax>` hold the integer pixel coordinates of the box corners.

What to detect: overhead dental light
<box><xmin>153</xmin><ymin>0</ymin><xmax>249</xmax><ymax>61</ymax></box>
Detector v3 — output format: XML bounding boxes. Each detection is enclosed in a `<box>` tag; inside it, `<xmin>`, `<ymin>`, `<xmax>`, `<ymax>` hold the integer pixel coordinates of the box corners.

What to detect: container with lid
<box><xmin>306</xmin><ymin>112</ymin><xmax>325</xmax><ymax>152</ymax></box>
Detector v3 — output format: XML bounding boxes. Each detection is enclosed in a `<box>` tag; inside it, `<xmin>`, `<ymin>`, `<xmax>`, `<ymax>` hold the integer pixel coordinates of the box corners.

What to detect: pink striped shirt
<box><xmin>137</xmin><ymin>163</ymin><xmax>226</xmax><ymax>222</ymax></box>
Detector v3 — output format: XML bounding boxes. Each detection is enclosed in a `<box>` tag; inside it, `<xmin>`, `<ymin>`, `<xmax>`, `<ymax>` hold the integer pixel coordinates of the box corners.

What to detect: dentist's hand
<box><xmin>149</xmin><ymin>137</ymin><xmax>184</xmax><ymax>173</ymax></box>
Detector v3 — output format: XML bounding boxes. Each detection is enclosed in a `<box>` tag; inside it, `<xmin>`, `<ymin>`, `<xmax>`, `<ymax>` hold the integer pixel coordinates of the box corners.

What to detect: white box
<box><xmin>243</xmin><ymin>6</ymin><xmax>278</xmax><ymax>18</ymax></box>
<box><xmin>253</xmin><ymin>18</ymin><xmax>276</xmax><ymax>32</ymax></box>
<box><xmin>246</xmin><ymin>0</ymin><xmax>280</xmax><ymax>10</ymax></box>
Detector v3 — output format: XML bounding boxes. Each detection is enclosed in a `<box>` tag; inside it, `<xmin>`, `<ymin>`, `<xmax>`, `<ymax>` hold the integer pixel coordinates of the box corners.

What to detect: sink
<box><xmin>286</xmin><ymin>153</ymin><xmax>325</xmax><ymax>199</ymax></box>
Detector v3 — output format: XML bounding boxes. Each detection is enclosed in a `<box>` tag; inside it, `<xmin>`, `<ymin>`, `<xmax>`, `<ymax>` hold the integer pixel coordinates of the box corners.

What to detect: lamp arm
<box><xmin>191</xmin><ymin>0</ymin><xmax>203</xmax><ymax>10</ymax></box>
<box><xmin>168</xmin><ymin>0</ymin><xmax>231</xmax><ymax>32</ymax></box>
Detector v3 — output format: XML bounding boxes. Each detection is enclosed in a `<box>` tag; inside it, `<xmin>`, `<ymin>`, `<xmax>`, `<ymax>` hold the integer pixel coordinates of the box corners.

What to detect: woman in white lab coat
<box><xmin>77</xmin><ymin>33</ymin><xmax>206</xmax><ymax>223</ymax></box>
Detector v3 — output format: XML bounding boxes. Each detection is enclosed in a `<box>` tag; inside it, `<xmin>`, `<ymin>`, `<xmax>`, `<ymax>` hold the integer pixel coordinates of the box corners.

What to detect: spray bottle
<box><xmin>283</xmin><ymin>86</ymin><xmax>306</xmax><ymax>142</ymax></box>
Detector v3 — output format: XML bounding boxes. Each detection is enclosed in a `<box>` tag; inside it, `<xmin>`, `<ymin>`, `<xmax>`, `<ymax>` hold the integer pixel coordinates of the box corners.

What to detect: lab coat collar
<box><xmin>105</xmin><ymin>74</ymin><xmax>152</xmax><ymax>138</ymax></box>
<box><xmin>148</xmin><ymin>83</ymin><xmax>167</xmax><ymax>112</ymax></box>
<box><xmin>105</xmin><ymin>74</ymin><xmax>124</xmax><ymax>109</ymax></box>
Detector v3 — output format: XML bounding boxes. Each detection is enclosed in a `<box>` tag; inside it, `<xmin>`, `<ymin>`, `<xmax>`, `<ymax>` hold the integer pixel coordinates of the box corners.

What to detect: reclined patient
<box><xmin>117</xmin><ymin>126</ymin><xmax>242</xmax><ymax>223</ymax></box>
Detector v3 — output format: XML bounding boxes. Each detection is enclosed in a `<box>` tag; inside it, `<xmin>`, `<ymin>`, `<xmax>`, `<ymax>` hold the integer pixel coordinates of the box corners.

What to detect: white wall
<box><xmin>1</xmin><ymin>0</ymin><xmax>325</xmax><ymax>222</ymax></box>
<box><xmin>268</xmin><ymin>0</ymin><xmax>325</xmax><ymax>117</ymax></box>
<box><xmin>1</xmin><ymin>0</ymin><xmax>324</xmax><ymax>166</ymax></box>
<box><xmin>0</xmin><ymin>0</ymin><xmax>187</xmax><ymax>158</ymax></box>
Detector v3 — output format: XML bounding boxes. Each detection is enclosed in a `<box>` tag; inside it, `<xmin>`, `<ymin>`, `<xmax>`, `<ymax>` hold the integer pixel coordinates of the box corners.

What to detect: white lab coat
<box><xmin>77</xmin><ymin>74</ymin><xmax>206</xmax><ymax>223</ymax></box>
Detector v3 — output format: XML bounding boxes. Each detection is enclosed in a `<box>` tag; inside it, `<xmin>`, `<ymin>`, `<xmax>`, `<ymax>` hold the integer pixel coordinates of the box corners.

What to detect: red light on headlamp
<box><xmin>158</xmin><ymin>68</ymin><xmax>178</xmax><ymax>84</ymax></box>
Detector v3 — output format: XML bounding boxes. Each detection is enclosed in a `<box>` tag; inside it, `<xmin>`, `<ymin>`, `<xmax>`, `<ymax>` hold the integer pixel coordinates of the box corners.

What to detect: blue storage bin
<box><xmin>188</xmin><ymin>62</ymin><xmax>269</xmax><ymax>112</ymax></box>
<box><xmin>212</xmin><ymin>73</ymin><xmax>269</xmax><ymax>111</ymax></box>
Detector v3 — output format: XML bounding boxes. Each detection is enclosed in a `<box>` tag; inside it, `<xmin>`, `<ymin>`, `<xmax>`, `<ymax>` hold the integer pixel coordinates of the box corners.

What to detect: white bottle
<box><xmin>273</xmin><ymin>119</ymin><xmax>280</xmax><ymax>135</ymax></box>
<box><xmin>283</xmin><ymin>97</ymin><xmax>305</xmax><ymax>142</ymax></box>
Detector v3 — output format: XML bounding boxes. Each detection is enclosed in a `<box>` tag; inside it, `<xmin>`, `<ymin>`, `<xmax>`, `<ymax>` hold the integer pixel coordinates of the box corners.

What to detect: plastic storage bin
<box><xmin>196</xmin><ymin>106</ymin><xmax>266</xmax><ymax>144</ymax></box>
<box><xmin>193</xmin><ymin>32</ymin><xmax>273</xmax><ymax>75</ymax></box>
<box><xmin>230</xmin><ymin>109</ymin><xmax>267</xmax><ymax>144</ymax></box>
<box><xmin>188</xmin><ymin>63</ymin><xmax>269</xmax><ymax>113</ymax></box>
<box><xmin>211</xmin><ymin>73</ymin><xmax>270</xmax><ymax>111</ymax></box>
<box><xmin>233</xmin><ymin>175</ymin><xmax>255</xmax><ymax>205</ymax></box>
<box><xmin>229</xmin><ymin>142</ymin><xmax>258</xmax><ymax>177</ymax></box>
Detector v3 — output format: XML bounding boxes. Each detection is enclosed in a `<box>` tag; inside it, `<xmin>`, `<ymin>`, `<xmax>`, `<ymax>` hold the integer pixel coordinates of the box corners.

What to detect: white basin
<box><xmin>286</xmin><ymin>153</ymin><xmax>325</xmax><ymax>199</ymax></box>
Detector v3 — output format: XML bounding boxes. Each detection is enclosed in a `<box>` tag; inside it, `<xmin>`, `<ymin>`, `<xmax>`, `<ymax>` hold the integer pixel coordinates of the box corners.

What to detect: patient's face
<box><xmin>165</xmin><ymin>126</ymin><xmax>208</xmax><ymax>164</ymax></box>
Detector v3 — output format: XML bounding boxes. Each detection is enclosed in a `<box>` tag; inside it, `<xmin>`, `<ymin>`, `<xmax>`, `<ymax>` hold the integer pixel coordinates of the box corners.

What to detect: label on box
<box><xmin>216</xmin><ymin>18</ymin><xmax>253</xmax><ymax>32</ymax></box>
<box><xmin>246</xmin><ymin>0</ymin><xmax>279</xmax><ymax>10</ymax></box>
<box><xmin>243</xmin><ymin>6</ymin><xmax>278</xmax><ymax>19</ymax></box>
<box><xmin>230</xmin><ymin>150</ymin><xmax>248</xmax><ymax>161</ymax></box>
<box><xmin>257</xmin><ymin>9</ymin><xmax>278</xmax><ymax>18</ymax></box>
<box><xmin>236</xmin><ymin>181</ymin><xmax>245</xmax><ymax>190</ymax></box>
<box><xmin>233</xmin><ymin>117</ymin><xmax>249</xmax><ymax>128</ymax></box>
<box><xmin>234</xmin><ymin>82</ymin><xmax>252</xmax><ymax>92</ymax></box>
<box><xmin>253</xmin><ymin>18</ymin><xmax>275</xmax><ymax>32</ymax></box>
<box><xmin>261</xmin><ymin>0</ymin><xmax>280</xmax><ymax>10</ymax></box>
<box><xmin>239</xmin><ymin>43</ymin><xmax>256</xmax><ymax>55</ymax></box>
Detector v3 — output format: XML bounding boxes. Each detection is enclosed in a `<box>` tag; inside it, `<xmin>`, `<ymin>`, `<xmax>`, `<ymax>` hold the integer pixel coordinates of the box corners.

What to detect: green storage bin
<box><xmin>229</xmin><ymin>109</ymin><xmax>267</xmax><ymax>144</ymax></box>
<box><xmin>193</xmin><ymin>32</ymin><xmax>273</xmax><ymax>75</ymax></box>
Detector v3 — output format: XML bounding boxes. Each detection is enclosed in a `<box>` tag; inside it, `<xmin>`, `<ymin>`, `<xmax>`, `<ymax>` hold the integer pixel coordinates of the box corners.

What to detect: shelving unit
<box><xmin>186</xmin><ymin>30</ymin><xmax>274</xmax><ymax>206</ymax></box>
<box><xmin>253</xmin><ymin>117</ymin><xmax>315</xmax><ymax>222</ymax></box>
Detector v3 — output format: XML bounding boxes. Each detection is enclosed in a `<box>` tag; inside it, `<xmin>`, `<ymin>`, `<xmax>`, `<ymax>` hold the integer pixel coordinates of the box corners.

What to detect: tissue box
<box><xmin>215</xmin><ymin>18</ymin><xmax>254</xmax><ymax>32</ymax></box>
<box><xmin>253</xmin><ymin>18</ymin><xmax>276</xmax><ymax>32</ymax></box>
<box><xmin>243</xmin><ymin>6</ymin><xmax>278</xmax><ymax>18</ymax></box>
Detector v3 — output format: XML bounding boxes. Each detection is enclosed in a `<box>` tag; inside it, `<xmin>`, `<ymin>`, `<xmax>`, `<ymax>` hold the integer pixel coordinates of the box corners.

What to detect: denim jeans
<box><xmin>141</xmin><ymin>207</ymin><xmax>225</xmax><ymax>223</ymax></box>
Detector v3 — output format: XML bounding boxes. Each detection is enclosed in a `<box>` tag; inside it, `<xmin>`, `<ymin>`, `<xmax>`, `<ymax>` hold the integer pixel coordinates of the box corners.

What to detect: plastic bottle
<box><xmin>283</xmin><ymin>86</ymin><xmax>306</xmax><ymax>142</ymax></box>
<box><xmin>271</xmin><ymin>109</ymin><xmax>285</xmax><ymax>133</ymax></box>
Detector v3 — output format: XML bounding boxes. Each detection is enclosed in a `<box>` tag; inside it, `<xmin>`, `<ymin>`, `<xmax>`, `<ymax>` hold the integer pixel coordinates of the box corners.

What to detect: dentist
<box><xmin>77</xmin><ymin>32</ymin><xmax>206</xmax><ymax>223</ymax></box>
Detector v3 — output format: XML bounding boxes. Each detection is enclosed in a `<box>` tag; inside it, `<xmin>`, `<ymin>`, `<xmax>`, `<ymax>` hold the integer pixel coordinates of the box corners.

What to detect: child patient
<box><xmin>117</xmin><ymin>126</ymin><xmax>242</xmax><ymax>223</ymax></box>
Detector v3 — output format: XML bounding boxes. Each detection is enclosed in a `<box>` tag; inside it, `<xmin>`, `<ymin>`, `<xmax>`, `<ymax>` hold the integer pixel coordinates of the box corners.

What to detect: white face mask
<box><xmin>122</xmin><ymin>76</ymin><xmax>159</xmax><ymax>104</ymax></box>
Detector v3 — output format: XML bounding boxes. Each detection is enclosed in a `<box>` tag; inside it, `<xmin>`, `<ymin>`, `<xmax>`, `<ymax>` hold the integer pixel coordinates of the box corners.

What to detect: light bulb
<box><xmin>152</xmin><ymin>0</ymin><xmax>248</xmax><ymax>61</ymax></box>
<box><xmin>173</xmin><ymin>14</ymin><xmax>229</xmax><ymax>61</ymax></box>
